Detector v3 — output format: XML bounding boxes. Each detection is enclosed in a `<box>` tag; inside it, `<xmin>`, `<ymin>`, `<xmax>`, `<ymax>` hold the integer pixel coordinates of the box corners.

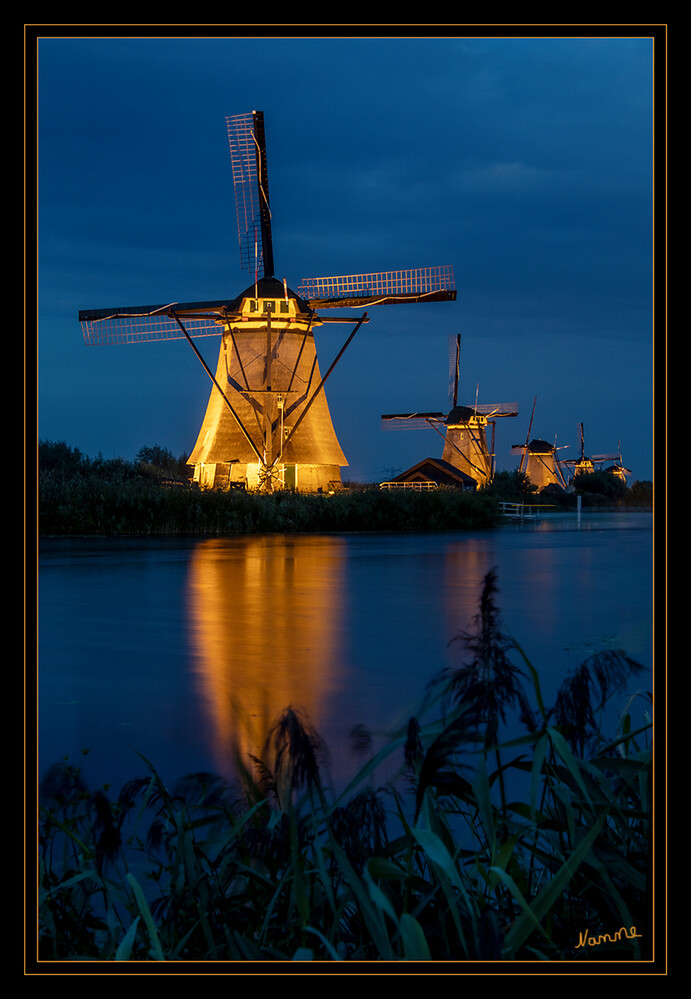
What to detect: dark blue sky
<box><xmin>36</xmin><ymin>31</ymin><xmax>658</xmax><ymax>483</ymax></box>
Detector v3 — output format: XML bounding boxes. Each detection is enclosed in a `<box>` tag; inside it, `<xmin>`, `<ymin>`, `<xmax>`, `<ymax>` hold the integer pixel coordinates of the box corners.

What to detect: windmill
<box><xmin>511</xmin><ymin>397</ymin><xmax>569</xmax><ymax>491</ymax></box>
<box><xmin>605</xmin><ymin>443</ymin><xmax>633</xmax><ymax>483</ymax></box>
<box><xmin>79</xmin><ymin>111</ymin><xmax>456</xmax><ymax>493</ymax></box>
<box><xmin>562</xmin><ymin>423</ymin><xmax>623</xmax><ymax>483</ymax></box>
<box><xmin>381</xmin><ymin>334</ymin><xmax>518</xmax><ymax>489</ymax></box>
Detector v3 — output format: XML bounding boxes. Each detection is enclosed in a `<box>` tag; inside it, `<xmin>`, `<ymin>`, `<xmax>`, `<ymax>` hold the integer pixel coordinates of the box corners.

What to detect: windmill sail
<box><xmin>79</xmin><ymin>301</ymin><xmax>230</xmax><ymax>345</ymax></box>
<box><xmin>381</xmin><ymin>412</ymin><xmax>446</xmax><ymax>431</ymax></box>
<box><xmin>298</xmin><ymin>266</ymin><xmax>456</xmax><ymax>309</ymax></box>
<box><xmin>449</xmin><ymin>333</ymin><xmax>460</xmax><ymax>409</ymax></box>
<box><xmin>227</xmin><ymin>110</ymin><xmax>274</xmax><ymax>279</ymax></box>
<box><xmin>78</xmin><ymin>110</ymin><xmax>457</xmax><ymax>492</ymax></box>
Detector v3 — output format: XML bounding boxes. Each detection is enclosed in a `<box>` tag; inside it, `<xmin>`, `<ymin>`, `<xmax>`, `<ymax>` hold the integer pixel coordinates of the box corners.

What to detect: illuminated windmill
<box><xmin>605</xmin><ymin>443</ymin><xmax>633</xmax><ymax>483</ymax></box>
<box><xmin>79</xmin><ymin>111</ymin><xmax>456</xmax><ymax>492</ymax></box>
<box><xmin>562</xmin><ymin>423</ymin><xmax>623</xmax><ymax>483</ymax></box>
<box><xmin>511</xmin><ymin>397</ymin><xmax>569</xmax><ymax>491</ymax></box>
<box><xmin>381</xmin><ymin>334</ymin><xmax>518</xmax><ymax>489</ymax></box>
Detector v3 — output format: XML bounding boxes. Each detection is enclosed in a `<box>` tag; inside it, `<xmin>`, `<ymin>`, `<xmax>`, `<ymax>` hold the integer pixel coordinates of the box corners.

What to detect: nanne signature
<box><xmin>576</xmin><ymin>925</ymin><xmax>642</xmax><ymax>949</ymax></box>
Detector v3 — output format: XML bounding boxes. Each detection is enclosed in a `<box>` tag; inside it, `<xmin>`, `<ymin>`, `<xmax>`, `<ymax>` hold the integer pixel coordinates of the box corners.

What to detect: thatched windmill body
<box><xmin>182</xmin><ymin>275</ymin><xmax>350</xmax><ymax>493</ymax></box>
<box><xmin>511</xmin><ymin>398</ymin><xmax>569</xmax><ymax>491</ymax></box>
<box><xmin>79</xmin><ymin>111</ymin><xmax>456</xmax><ymax>492</ymax></box>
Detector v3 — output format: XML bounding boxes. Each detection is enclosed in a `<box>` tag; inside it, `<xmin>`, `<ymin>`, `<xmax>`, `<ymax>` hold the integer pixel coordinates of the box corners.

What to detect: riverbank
<box><xmin>39</xmin><ymin>475</ymin><xmax>500</xmax><ymax>536</ymax></box>
<box><xmin>37</xmin><ymin>440</ymin><xmax>652</xmax><ymax>537</ymax></box>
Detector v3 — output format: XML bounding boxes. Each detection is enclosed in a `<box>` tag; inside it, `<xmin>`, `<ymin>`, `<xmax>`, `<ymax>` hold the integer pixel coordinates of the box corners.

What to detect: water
<box><xmin>37</xmin><ymin>512</ymin><xmax>653</xmax><ymax>795</ymax></box>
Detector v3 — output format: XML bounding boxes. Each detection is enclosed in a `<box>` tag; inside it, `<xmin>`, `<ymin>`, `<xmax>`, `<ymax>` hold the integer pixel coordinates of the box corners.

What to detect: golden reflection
<box><xmin>186</xmin><ymin>535</ymin><xmax>347</xmax><ymax>779</ymax></box>
<box><xmin>441</xmin><ymin>543</ymin><xmax>492</xmax><ymax>639</ymax></box>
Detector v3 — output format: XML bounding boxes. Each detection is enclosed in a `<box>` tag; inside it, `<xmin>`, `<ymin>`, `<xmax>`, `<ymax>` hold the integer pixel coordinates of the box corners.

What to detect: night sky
<box><xmin>34</xmin><ymin>29</ymin><xmax>660</xmax><ymax>484</ymax></box>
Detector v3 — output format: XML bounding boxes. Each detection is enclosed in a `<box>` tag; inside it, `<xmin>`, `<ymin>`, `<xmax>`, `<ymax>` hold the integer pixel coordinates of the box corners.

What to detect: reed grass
<box><xmin>37</xmin><ymin>439</ymin><xmax>652</xmax><ymax>537</ymax></box>
<box><xmin>38</xmin><ymin>458</ymin><xmax>498</xmax><ymax>535</ymax></box>
<box><xmin>37</xmin><ymin>571</ymin><xmax>652</xmax><ymax>965</ymax></box>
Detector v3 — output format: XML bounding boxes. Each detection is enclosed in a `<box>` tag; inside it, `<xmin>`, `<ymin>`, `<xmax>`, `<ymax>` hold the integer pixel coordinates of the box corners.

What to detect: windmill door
<box><xmin>283</xmin><ymin>464</ymin><xmax>297</xmax><ymax>490</ymax></box>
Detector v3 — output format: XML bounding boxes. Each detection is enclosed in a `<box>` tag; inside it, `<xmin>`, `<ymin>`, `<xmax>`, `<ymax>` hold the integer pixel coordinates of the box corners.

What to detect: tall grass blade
<box><xmin>329</xmin><ymin>838</ymin><xmax>394</xmax><ymax>959</ymax></box>
<box><xmin>548</xmin><ymin>726</ymin><xmax>593</xmax><ymax>805</ymax></box>
<box><xmin>529</xmin><ymin>732</ymin><xmax>549</xmax><ymax>818</ymax></box>
<box><xmin>39</xmin><ymin>868</ymin><xmax>98</xmax><ymax>901</ymax></box>
<box><xmin>472</xmin><ymin>752</ymin><xmax>496</xmax><ymax>849</ymax></box>
<box><xmin>488</xmin><ymin>867</ymin><xmax>547</xmax><ymax>942</ymax></box>
<box><xmin>503</xmin><ymin>809</ymin><xmax>609</xmax><ymax>955</ymax></box>
<box><xmin>126</xmin><ymin>872</ymin><xmax>166</xmax><ymax>961</ymax></box>
<box><xmin>412</xmin><ymin>827</ymin><xmax>462</xmax><ymax>891</ymax></box>
<box><xmin>399</xmin><ymin>913</ymin><xmax>431</xmax><ymax>960</ymax></box>
<box><xmin>330</xmin><ymin>731</ymin><xmax>407</xmax><ymax>808</ymax></box>
<box><xmin>364</xmin><ymin>865</ymin><xmax>398</xmax><ymax>923</ymax></box>
<box><xmin>303</xmin><ymin>926</ymin><xmax>343</xmax><ymax>960</ymax></box>
<box><xmin>512</xmin><ymin>637</ymin><xmax>548</xmax><ymax>723</ymax></box>
<box><xmin>412</xmin><ymin>824</ymin><xmax>475</xmax><ymax>957</ymax></box>
<box><xmin>292</xmin><ymin>947</ymin><xmax>313</xmax><ymax>960</ymax></box>
<box><xmin>115</xmin><ymin>917</ymin><xmax>141</xmax><ymax>961</ymax></box>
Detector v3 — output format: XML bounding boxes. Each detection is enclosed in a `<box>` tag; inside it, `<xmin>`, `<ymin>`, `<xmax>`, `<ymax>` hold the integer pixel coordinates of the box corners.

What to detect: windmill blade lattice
<box><xmin>380</xmin><ymin>412</ymin><xmax>446</xmax><ymax>431</ymax></box>
<box><xmin>79</xmin><ymin>301</ymin><xmax>230</xmax><ymax>346</ymax></box>
<box><xmin>462</xmin><ymin>403</ymin><xmax>519</xmax><ymax>419</ymax></box>
<box><xmin>226</xmin><ymin>111</ymin><xmax>274</xmax><ymax>279</ymax></box>
<box><xmin>298</xmin><ymin>266</ymin><xmax>456</xmax><ymax>309</ymax></box>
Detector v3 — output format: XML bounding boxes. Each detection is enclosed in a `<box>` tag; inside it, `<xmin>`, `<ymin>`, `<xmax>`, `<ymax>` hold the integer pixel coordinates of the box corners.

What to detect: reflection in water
<box><xmin>185</xmin><ymin>520</ymin><xmax>652</xmax><ymax>788</ymax></box>
<box><xmin>186</xmin><ymin>536</ymin><xmax>347</xmax><ymax>779</ymax></box>
<box><xmin>38</xmin><ymin>517</ymin><xmax>652</xmax><ymax>795</ymax></box>
<box><xmin>440</xmin><ymin>544</ymin><xmax>493</xmax><ymax>641</ymax></box>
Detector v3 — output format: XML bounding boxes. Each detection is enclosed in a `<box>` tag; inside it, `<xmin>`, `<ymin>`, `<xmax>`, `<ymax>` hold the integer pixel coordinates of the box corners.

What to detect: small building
<box><xmin>381</xmin><ymin>457</ymin><xmax>477</xmax><ymax>491</ymax></box>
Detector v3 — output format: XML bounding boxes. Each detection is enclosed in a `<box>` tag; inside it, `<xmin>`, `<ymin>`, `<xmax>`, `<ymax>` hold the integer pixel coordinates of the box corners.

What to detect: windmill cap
<box><xmin>229</xmin><ymin>277</ymin><xmax>313</xmax><ymax>314</ymax></box>
<box><xmin>526</xmin><ymin>439</ymin><xmax>555</xmax><ymax>453</ymax></box>
<box><xmin>445</xmin><ymin>405</ymin><xmax>481</xmax><ymax>424</ymax></box>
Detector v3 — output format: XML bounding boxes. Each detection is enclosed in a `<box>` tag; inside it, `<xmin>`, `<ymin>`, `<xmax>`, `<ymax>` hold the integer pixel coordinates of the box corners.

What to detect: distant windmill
<box><xmin>79</xmin><ymin>111</ymin><xmax>456</xmax><ymax>493</ymax></box>
<box><xmin>511</xmin><ymin>397</ymin><xmax>569</xmax><ymax>491</ymax></box>
<box><xmin>605</xmin><ymin>443</ymin><xmax>633</xmax><ymax>483</ymax></box>
<box><xmin>381</xmin><ymin>334</ymin><xmax>518</xmax><ymax>489</ymax></box>
<box><xmin>562</xmin><ymin>423</ymin><xmax>623</xmax><ymax>482</ymax></box>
